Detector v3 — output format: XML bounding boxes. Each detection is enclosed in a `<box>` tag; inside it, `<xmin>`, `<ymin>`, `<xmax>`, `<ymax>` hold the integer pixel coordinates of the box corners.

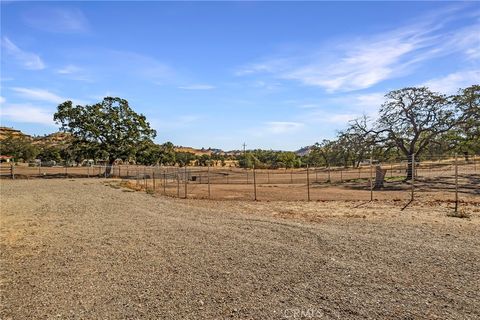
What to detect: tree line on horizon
<box><xmin>1</xmin><ymin>85</ymin><xmax>479</xmax><ymax>174</ymax></box>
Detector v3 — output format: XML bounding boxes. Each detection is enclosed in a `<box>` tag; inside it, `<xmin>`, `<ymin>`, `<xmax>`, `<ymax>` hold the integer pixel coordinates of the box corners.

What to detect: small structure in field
<box><xmin>0</xmin><ymin>155</ymin><xmax>14</xmax><ymax>163</ymax></box>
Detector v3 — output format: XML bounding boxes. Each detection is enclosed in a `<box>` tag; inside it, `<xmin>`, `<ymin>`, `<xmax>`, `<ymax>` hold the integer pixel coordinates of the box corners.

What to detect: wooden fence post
<box><xmin>10</xmin><ymin>163</ymin><xmax>14</xmax><ymax>179</ymax></box>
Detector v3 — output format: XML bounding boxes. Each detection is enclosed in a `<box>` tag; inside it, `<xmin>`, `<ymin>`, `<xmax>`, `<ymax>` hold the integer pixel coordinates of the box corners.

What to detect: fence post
<box><xmin>369</xmin><ymin>156</ymin><xmax>373</xmax><ymax>201</ymax></box>
<box><xmin>290</xmin><ymin>169</ymin><xmax>293</xmax><ymax>184</ymax></box>
<box><xmin>177</xmin><ymin>168</ymin><xmax>180</xmax><ymax>197</ymax></box>
<box><xmin>411</xmin><ymin>153</ymin><xmax>415</xmax><ymax>202</ymax></box>
<box><xmin>10</xmin><ymin>163</ymin><xmax>14</xmax><ymax>179</ymax></box>
<box><xmin>153</xmin><ymin>171</ymin><xmax>156</xmax><ymax>192</ymax></box>
<box><xmin>38</xmin><ymin>162</ymin><xmax>41</xmax><ymax>175</ymax></box>
<box><xmin>207</xmin><ymin>161</ymin><xmax>211</xmax><ymax>199</ymax></box>
<box><xmin>474</xmin><ymin>154</ymin><xmax>477</xmax><ymax>173</ymax></box>
<box><xmin>87</xmin><ymin>165</ymin><xmax>90</xmax><ymax>178</ymax></box>
<box><xmin>267</xmin><ymin>170</ymin><xmax>270</xmax><ymax>184</ymax></box>
<box><xmin>315</xmin><ymin>168</ymin><xmax>318</xmax><ymax>183</ymax></box>
<box><xmin>390</xmin><ymin>163</ymin><xmax>393</xmax><ymax>178</ymax></box>
<box><xmin>104</xmin><ymin>164</ymin><xmax>107</xmax><ymax>178</ymax></box>
<box><xmin>306</xmin><ymin>165</ymin><xmax>310</xmax><ymax>201</ymax></box>
<box><xmin>184</xmin><ymin>166</ymin><xmax>188</xmax><ymax>199</ymax></box>
<box><xmin>327</xmin><ymin>166</ymin><xmax>331</xmax><ymax>182</ymax></box>
<box><xmin>163</xmin><ymin>171</ymin><xmax>167</xmax><ymax>195</ymax></box>
<box><xmin>455</xmin><ymin>153</ymin><xmax>459</xmax><ymax>213</ymax></box>
<box><xmin>340</xmin><ymin>169</ymin><xmax>343</xmax><ymax>183</ymax></box>
<box><xmin>65</xmin><ymin>165</ymin><xmax>68</xmax><ymax>178</ymax></box>
<box><xmin>253</xmin><ymin>164</ymin><xmax>257</xmax><ymax>201</ymax></box>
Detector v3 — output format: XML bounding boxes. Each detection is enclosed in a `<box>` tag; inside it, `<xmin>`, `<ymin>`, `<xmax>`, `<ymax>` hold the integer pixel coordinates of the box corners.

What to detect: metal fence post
<box><xmin>153</xmin><ymin>171</ymin><xmax>156</xmax><ymax>192</ymax></box>
<box><xmin>177</xmin><ymin>168</ymin><xmax>180</xmax><ymax>198</ymax></box>
<box><xmin>306</xmin><ymin>165</ymin><xmax>310</xmax><ymax>201</ymax></box>
<box><xmin>184</xmin><ymin>166</ymin><xmax>188</xmax><ymax>199</ymax></box>
<box><xmin>253</xmin><ymin>163</ymin><xmax>257</xmax><ymax>201</ymax></box>
<box><xmin>10</xmin><ymin>163</ymin><xmax>14</xmax><ymax>179</ymax></box>
<box><xmin>411</xmin><ymin>153</ymin><xmax>415</xmax><ymax>202</ymax></box>
<box><xmin>455</xmin><ymin>153</ymin><xmax>459</xmax><ymax>213</ymax></box>
<box><xmin>163</xmin><ymin>171</ymin><xmax>167</xmax><ymax>195</ymax></box>
<box><xmin>474</xmin><ymin>154</ymin><xmax>477</xmax><ymax>173</ymax></box>
<box><xmin>369</xmin><ymin>156</ymin><xmax>373</xmax><ymax>201</ymax></box>
<box><xmin>207</xmin><ymin>161</ymin><xmax>211</xmax><ymax>199</ymax></box>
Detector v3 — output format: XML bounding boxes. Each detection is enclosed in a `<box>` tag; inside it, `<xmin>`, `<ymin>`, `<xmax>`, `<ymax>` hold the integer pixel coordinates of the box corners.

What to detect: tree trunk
<box><xmin>105</xmin><ymin>159</ymin><xmax>115</xmax><ymax>177</ymax></box>
<box><xmin>374</xmin><ymin>165</ymin><xmax>387</xmax><ymax>189</ymax></box>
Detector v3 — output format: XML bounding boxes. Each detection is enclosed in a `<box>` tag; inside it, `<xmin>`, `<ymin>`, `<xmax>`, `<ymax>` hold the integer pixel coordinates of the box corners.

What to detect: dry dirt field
<box><xmin>1</xmin><ymin>179</ymin><xmax>479</xmax><ymax>319</ymax></box>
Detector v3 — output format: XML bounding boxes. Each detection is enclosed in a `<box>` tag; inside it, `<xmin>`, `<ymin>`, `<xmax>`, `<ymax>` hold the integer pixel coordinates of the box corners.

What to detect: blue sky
<box><xmin>1</xmin><ymin>1</ymin><xmax>479</xmax><ymax>151</ymax></box>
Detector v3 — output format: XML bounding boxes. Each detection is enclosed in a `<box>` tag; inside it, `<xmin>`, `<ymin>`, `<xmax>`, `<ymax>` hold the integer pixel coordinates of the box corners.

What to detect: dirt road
<box><xmin>1</xmin><ymin>179</ymin><xmax>479</xmax><ymax>319</ymax></box>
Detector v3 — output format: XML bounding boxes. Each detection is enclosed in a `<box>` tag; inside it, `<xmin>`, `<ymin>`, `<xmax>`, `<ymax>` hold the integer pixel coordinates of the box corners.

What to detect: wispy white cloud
<box><xmin>56</xmin><ymin>64</ymin><xmax>92</xmax><ymax>81</ymax></box>
<box><xmin>150</xmin><ymin>114</ymin><xmax>202</xmax><ymax>131</ymax></box>
<box><xmin>265</xmin><ymin>121</ymin><xmax>304</xmax><ymax>134</ymax></box>
<box><xmin>22</xmin><ymin>7</ymin><xmax>89</xmax><ymax>33</ymax></box>
<box><xmin>302</xmin><ymin>110</ymin><xmax>358</xmax><ymax>125</ymax></box>
<box><xmin>423</xmin><ymin>70</ymin><xmax>480</xmax><ymax>94</ymax></box>
<box><xmin>0</xmin><ymin>103</ymin><xmax>54</xmax><ymax>126</ymax></box>
<box><xmin>109</xmin><ymin>51</ymin><xmax>175</xmax><ymax>83</ymax></box>
<box><xmin>11</xmin><ymin>87</ymin><xmax>65</xmax><ymax>104</ymax></box>
<box><xmin>178</xmin><ymin>84</ymin><xmax>215</xmax><ymax>90</ymax></box>
<box><xmin>1</xmin><ymin>37</ymin><xmax>45</xmax><ymax>70</ymax></box>
<box><xmin>56</xmin><ymin>64</ymin><xmax>81</xmax><ymax>74</ymax></box>
<box><xmin>236</xmin><ymin>6</ymin><xmax>480</xmax><ymax>92</ymax></box>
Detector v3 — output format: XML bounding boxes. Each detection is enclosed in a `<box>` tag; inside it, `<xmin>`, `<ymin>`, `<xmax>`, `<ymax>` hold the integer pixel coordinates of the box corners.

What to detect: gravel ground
<box><xmin>1</xmin><ymin>179</ymin><xmax>479</xmax><ymax>319</ymax></box>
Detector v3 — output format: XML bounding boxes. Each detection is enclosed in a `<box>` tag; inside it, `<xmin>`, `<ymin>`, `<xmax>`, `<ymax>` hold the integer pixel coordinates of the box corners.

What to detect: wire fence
<box><xmin>2</xmin><ymin>154</ymin><xmax>479</xmax><ymax>211</ymax></box>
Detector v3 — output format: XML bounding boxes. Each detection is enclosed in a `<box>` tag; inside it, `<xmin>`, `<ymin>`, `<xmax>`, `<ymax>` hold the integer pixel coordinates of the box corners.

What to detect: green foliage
<box><xmin>175</xmin><ymin>152</ymin><xmax>196</xmax><ymax>167</ymax></box>
<box><xmin>54</xmin><ymin>97</ymin><xmax>156</xmax><ymax>164</ymax></box>
<box><xmin>0</xmin><ymin>134</ymin><xmax>39</xmax><ymax>162</ymax></box>
<box><xmin>37</xmin><ymin>145</ymin><xmax>63</xmax><ymax>163</ymax></box>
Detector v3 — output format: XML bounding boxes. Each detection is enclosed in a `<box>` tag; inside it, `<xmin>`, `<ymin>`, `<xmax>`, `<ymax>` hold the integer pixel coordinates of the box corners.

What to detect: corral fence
<box><xmin>2</xmin><ymin>154</ymin><xmax>479</xmax><ymax>211</ymax></box>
